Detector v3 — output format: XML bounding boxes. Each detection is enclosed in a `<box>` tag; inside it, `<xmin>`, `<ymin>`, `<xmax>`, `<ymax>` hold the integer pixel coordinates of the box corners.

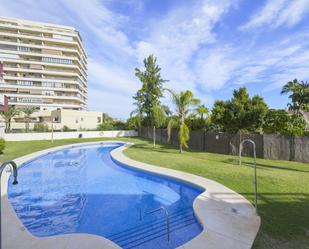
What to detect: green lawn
<box><xmin>1</xmin><ymin>137</ymin><xmax>308</xmax><ymax>249</ymax></box>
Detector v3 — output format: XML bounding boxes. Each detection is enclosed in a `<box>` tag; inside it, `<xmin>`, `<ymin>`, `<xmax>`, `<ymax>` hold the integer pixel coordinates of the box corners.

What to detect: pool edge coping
<box><xmin>112</xmin><ymin>143</ymin><xmax>261</xmax><ymax>249</ymax></box>
<box><xmin>2</xmin><ymin>140</ymin><xmax>261</xmax><ymax>249</ymax></box>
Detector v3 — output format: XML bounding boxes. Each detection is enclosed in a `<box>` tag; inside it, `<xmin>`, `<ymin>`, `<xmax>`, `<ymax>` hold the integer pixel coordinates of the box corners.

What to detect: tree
<box><xmin>0</xmin><ymin>106</ymin><xmax>19</xmax><ymax>133</ymax></box>
<box><xmin>22</xmin><ymin>106</ymin><xmax>37</xmax><ymax>132</ymax></box>
<box><xmin>195</xmin><ymin>104</ymin><xmax>209</xmax><ymax>130</ymax></box>
<box><xmin>211</xmin><ymin>87</ymin><xmax>268</xmax><ymax>133</ymax></box>
<box><xmin>281</xmin><ymin>79</ymin><xmax>309</xmax><ymax>113</ymax></box>
<box><xmin>196</xmin><ymin>105</ymin><xmax>209</xmax><ymax>120</ymax></box>
<box><xmin>286</xmin><ymin>114</ymin><xmax>307</xmax><ymax>136</ymax></box>
<box><xmin>102</xmin><ymin>113</ymin><xmax>113</xmax><ymax>123</ymax></box>
<box><xmin>134</xmin><ymin>55</ymin><xmax>166</xmax><ymax>125</ymax></box>
<box><xmin>263</xmin><ymin>109</ymin><xmax>290</xmax><ymax>134</ymax></box>
<box><xmin>166</xmin><ymin>115</ymin><xmax>178</xmax><ymax>143</ymax></box>
<box><xmin>151</xmin><ymin>104</ymin><xmax>166</xmax><ymax>147</ymax></box>
<box><xmin>133</xmin><ymin>55</ymin><xmax>167</xmax><ymax>147</ymax></box>
<box><xmin>167</xmin><ymin>89</ymin><xmax>200</xmax><ymax>153</ymax></box>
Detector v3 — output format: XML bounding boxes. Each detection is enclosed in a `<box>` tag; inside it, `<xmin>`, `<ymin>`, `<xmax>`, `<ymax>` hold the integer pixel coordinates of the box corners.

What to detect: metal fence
<box><xmin>139</xmin><ymin>127</ymin><xmax>309</xmax><ymax>163</ymax></box>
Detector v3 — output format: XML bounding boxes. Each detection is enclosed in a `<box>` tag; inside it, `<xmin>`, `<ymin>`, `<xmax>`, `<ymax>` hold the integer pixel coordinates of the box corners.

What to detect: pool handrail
<box><xmin>0</xmin><ymin>160</ymin><xmax>18</xmax><ymax>249</ymax></box>
<box><xmin>146</xmin><ymin>206</ymin><xmax>170</xmax><ymax>243</ymax></box>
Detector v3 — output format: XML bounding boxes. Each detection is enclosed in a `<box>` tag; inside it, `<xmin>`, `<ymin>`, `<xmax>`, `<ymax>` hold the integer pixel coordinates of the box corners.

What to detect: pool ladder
<box><xmin>239</xmin><ymin>139</ymin><xmax>258</xmax><ymax>215</ymax></box>
<box><xmin>0</xmin><ymin>161</ymin><xmax>19</xmax><ymax>249</ymax></box>
<box><xmin>140</xmin><ymin>206</ymin><xmax>170</xmax><ymax>243</ymax></box>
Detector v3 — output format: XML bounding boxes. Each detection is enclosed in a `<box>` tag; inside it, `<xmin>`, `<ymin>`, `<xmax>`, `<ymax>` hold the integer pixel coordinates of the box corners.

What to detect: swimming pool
<box><xmin>8</xmin><ymin>143</ymin><xmax>204</xmax><ymax>249</ymax></box>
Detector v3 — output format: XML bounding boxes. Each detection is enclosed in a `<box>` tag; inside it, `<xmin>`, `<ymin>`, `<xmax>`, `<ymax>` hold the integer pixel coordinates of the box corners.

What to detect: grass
<box><xmin>1</xmin><ymin>137</ymin><xmax>309</xmax><ymax>249</ymax></box>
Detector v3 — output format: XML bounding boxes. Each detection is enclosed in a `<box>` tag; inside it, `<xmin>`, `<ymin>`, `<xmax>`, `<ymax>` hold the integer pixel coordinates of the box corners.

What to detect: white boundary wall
<box><xmin>2</xmin><ymin>130</ymin><xmax>138</xmax><ymax>141</ymax></box>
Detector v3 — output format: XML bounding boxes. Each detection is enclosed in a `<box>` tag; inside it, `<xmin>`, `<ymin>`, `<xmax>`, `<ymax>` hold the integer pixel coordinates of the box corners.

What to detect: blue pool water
<box><xmin>8</xmin><ymin>143</ymin><xmax>204</xmax><ymax>249</ymax></box>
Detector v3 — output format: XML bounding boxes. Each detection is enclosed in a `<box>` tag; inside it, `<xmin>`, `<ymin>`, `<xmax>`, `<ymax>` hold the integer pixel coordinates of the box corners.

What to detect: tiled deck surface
<box><xmin>1</xmin><ymin>141</ymin><xmax>260</xmax><ymax>249</ymax></box>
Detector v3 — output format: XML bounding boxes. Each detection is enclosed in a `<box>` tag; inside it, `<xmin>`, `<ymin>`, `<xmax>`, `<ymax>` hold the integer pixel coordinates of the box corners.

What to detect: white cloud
<box><xmin>224</xmin><ymin>39</ymin><xmax>309</xmax><ymax>90</ymax></box>
<box><xmin>195</xmin><ymin>48</ymin><xmax>238</xmax><ymax>90</ymax></box>
<box><xmin>87</xmin><ymin>88</ymin><xmax>134</xmax><ymax>118</ymax></box>
<box><xmin>86</xmin><ymin>59</ymin><xmax>140</xmax><ymax>118</ymax></box>
<box><xmin>135</xmin><ymin>0</ymin><xmax>235</xmax><ymax>93</ymax></box>
<box><xmin>88</xmin><ymin>59</ymin><xmax>138</xmax><ymax>95</ymax></box>
<box><xmin>275</xmin><ymin>0</ymin><xmax>309</xmax><ymax>27</ymax></box>
<box><xmin>240</xmin><ymin>0</ymin><xmax>309</xmax><ymax>30</ymax></box>
<box><xmin>59</xmin><ymin>0</ymin><xmax>135</xmax><ymax>58</ymax></box>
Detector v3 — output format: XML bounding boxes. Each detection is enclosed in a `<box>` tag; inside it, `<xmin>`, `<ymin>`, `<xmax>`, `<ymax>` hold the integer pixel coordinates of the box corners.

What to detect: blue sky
<box><xmin>1</xmin><ymin>0</ymin><xmax>309</xmax><ymax>118</ymax></box>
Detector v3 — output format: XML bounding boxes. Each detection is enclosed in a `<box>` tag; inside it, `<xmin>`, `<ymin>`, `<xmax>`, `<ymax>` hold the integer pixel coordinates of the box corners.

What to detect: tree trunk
<box><xmin>5</xmin><ymin>121</ymin><xmax>9</xmax><ymax>133</ymax></box>
<box><xmin>179</xmin><ymin>114</ymin><xmax>184</xmax><ymax>153</ymax></box>
<box><xmin>7</xmin><ymin>118</ymin><xmax>12</xmax><ymax>133</ymax></box>
<box><xmin>25</xmin><ymin>117</ymin><xmax>29</xmax><ymax>133</ymax></box>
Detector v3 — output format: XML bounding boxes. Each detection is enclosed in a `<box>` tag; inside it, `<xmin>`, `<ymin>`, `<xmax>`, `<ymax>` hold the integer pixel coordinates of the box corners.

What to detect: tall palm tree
<box><xmin>166</xmin><ymin>89</ymin><xmax>200</xmax><ymax>153</ymax></box>
<box><xmin>196</xmin><ymin>104</ymin><xmax>209</xmax><ymax>130</ymax></box>
<box><xmin>281</xmin><ymin>79</ymin><xmax>309</xmax><ymax>113</ymax></box>
<box><xmin>0</xmin><ymin>106</ymin><xmax>20</xmax><ymax>133</ymax></box>
<box><xmin>196</xmin><ymin>104</ymin><xmax>209</xmax><ymax>120</ymax></box>
<box><xmin>22</xmin><ymin>106</ymin><xmax>37</xmax><ymax>132</ymax></box>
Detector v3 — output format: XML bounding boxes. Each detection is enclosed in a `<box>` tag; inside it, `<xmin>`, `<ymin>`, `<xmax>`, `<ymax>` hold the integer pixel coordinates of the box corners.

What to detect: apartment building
<box><xmin>0</xmin><ymin>16</ymin><xmax>87</xmax><ymax>110</ymax></box>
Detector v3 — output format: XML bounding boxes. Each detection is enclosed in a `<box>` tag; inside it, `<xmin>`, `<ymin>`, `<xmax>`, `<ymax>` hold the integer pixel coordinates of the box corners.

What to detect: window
<box><xmin>18</xmin><ymin>46</ymin><xmax>30</xmax><ymax>52</ymax></box>
<box><xmin>42</xmin><ymin>82</ymin><xmax>64</xmax><ymax>88</ymax></box>
<box><xmin>97</xmin><ymin>117</ymin><xmax>101</xmax><ymax>123</ymax></box>
<box><xmin>16</xmin><ymin>98</ymin><xmax>41</xmax><ymax>103</ymax></box>
<box><xmin>0</xmin><ymin>44</ymin><xmax>17</xmax><ymax>51</ymax></box>
<box><xmin>42</xmin><ymin>57</ymin><xmax>72</xmax><ymax>64</ymax></box>
<box><xmin>52</xmin><ymin>34</ymin><xmax>73</xmax><ymax>41</ymax></box>
<box><xmin>17</xmin><ymin>80</ymin><xmax>33</xmax><ymax>86</ymax></box>
<box><xmin>42</xmin><ymin>90</ymin><xmax>54</xmax><ymax>96</ymax></box>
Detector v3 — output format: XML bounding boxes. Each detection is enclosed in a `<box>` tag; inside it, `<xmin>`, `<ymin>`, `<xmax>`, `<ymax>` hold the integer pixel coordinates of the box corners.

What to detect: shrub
<box><xmin>33</xmin><ymin>123</ymin><xmax>49</xmax><ymax>132</ymax></box>
<box><xmin>113</xmin><ymin>121</ymin><xmax>127</xmax><ymax>130</ymax></box>
<box><xmin>62</xmin><ymin>125</ymin><xmax>71</xmax><ymax>132</ymax></box>
<box><xmin>0</xmin><ymin>138</ymin><xmax>5</xmax><ymax>154</ymax></box>
<box><xmin>97</xmin><ymin>122</ymin><xmax>114</xmax><ymax>131</ymax></box>
<box><xmin>126</xmin><ymin>116</ymin><xmax>141</xmax><ymax>130</ymax></box>
<box><xmin>263</xmin><ymin>110</ymin><xmax>307</xmax><ymax>136</ymax></box>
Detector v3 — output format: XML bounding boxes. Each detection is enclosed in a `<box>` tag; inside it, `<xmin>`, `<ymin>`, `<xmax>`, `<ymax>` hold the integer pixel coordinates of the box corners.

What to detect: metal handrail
<box><xmin>0</xmin><ymin>161</ymin><xmax>18</xmax><ymax>249</ymax></box>
<box><xmin>146</xmin><ymin>207</ymin><xmax>170</xmax><ymax>243</ymax></box>
<box><xmin>239</xmin><ymin>139</ymin><xmax>258</xmax><ymax>214</ymax></box>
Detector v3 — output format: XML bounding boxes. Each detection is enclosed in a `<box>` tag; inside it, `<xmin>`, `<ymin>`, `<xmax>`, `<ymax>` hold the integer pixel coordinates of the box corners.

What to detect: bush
<box><xmin>263</xmin><ymin>110</ymin><xmax>307</xmax><ymax>136</ymax></box>
<box><xmin>62</xmin><ymin>125</ymin><xmax>71</xmax><ymax>132</ymax></box>
<box><xmin>0</xmin><ymin>138</ymin><xmax>5</xmax><ymax>154</ymax></box>
<box><xmin>97</xmin><ymin>120</ymin><xmax>129</xmax><ymax>131</ymax></box>
<box><xmin>113</xmin><ymin>121</ymin><xmax>127</xmax><ymax>130</ymax></box>
<box><xmin>97</xmin><ymin>122</ymin><xmax>114</xmax><ymax>131</ymax></box>
<box><xmin>33</xmin><ymin>123</ymin><xmax>49</xmax><ymax>132</ymax></box>
<box><xmin>126</xmin><ymin>116</ymin><xmax>141</xmax><ymax>130</ymax></box>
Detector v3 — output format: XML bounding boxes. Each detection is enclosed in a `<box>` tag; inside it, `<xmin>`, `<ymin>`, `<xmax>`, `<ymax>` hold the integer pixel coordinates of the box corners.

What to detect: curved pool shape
<box><xmin>8</xmin><ymin>143</ymin><xmax>204</xmax><ymax>249</ymax></box>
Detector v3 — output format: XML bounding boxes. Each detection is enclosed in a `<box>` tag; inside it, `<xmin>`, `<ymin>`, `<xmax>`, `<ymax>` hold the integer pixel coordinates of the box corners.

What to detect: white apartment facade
<box><xmin>0</xmin><ymin>16</ymin><xmax>87</xmax><ymax>110</ymax></box>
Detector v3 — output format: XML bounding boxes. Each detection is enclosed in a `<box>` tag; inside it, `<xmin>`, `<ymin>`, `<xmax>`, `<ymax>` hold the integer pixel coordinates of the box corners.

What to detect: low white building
<box><xmin>11</xmin><ymin>109</ymin><xmax>103</xmax><ymax>131</ymax></box>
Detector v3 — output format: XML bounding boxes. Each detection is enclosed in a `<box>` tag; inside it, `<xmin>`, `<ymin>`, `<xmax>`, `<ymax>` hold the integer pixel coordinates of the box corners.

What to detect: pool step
<box><xmin>109</xmin><ymin>208</ymin><xmax>197</xmax><ymax>249</ymax></box>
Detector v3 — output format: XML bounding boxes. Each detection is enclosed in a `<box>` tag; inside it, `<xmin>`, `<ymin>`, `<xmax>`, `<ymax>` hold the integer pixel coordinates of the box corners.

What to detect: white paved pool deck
<box><xmin>1</xmin><ymin>141</ymin><xmax>260</xmax><ymax>249</ymax></box>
